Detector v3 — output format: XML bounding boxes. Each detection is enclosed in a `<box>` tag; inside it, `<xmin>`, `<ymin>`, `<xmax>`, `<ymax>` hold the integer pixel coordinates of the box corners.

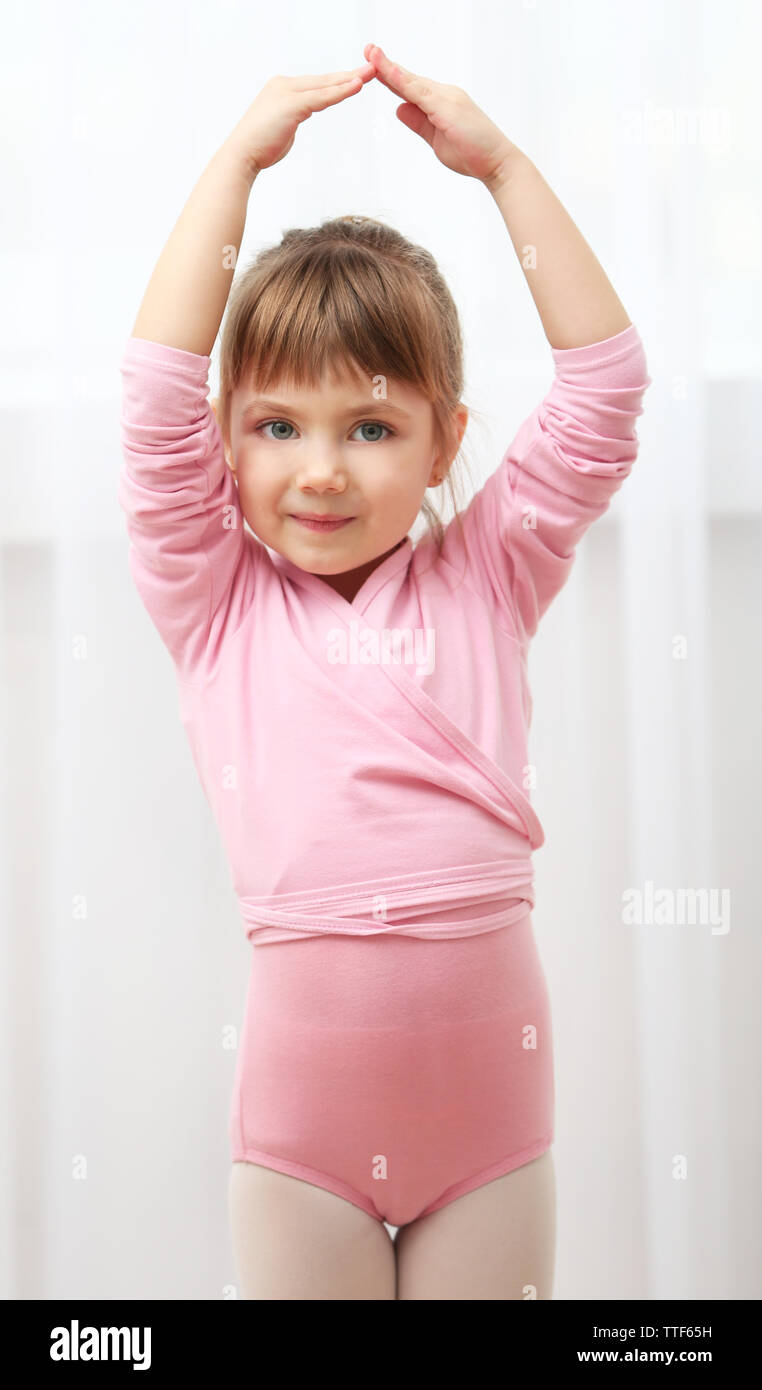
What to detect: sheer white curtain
<box><xmin>2</xmin><ymin>0</ymin><xmax>759</xmax><ymax>1299</ymax></box>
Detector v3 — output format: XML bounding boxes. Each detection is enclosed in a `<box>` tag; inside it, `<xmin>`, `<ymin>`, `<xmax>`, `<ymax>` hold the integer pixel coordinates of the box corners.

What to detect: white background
<box><xmin>1</xmin><ymin>0</ymin><xmax>760</xmax><ymax>1299</ymax></box>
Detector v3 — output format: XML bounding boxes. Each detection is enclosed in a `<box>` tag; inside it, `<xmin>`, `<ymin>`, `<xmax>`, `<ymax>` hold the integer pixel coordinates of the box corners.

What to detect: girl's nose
<box><xmin>296</xmin><ymin>455</ymin><xmax>349</xmax><ymax>488</ymax></box>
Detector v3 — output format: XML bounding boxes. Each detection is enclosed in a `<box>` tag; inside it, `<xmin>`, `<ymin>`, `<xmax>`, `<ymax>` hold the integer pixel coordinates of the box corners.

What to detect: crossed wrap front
<box><xmin>236</xmin><ymin>857</ymin><xmax>536</xmax><ymax>944</ymax></box>
<box><xmin>118</xmin><ymin>324</ymin><xmax>651</xmax><ymax>945</ymax></box>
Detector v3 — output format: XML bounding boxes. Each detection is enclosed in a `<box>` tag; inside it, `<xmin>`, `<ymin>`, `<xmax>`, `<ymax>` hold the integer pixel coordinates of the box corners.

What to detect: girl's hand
<box><xmin>226</xmin><ymin>64</ymin><xmax>376</xmax><ymax>178</ymax></box>
<box><xmin>363</xmin><ymin>43</ymin><xmax>519</xmax><ymax>190</ymax></box>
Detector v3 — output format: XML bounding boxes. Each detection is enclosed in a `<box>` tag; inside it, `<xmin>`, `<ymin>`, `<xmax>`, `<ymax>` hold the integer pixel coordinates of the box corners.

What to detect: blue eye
<box><xmin>254</xmin><ymin>419</ymin><xmax>394</xmax><ymax>442</ymax></box>
<box><xmin>353</xmin><ymin>421</ymin><xmax>392</xmax><ymax>442</ymax></box>
<box><xmin>257</xmin><ymin>420</ymin><xmax>296</xmax><ymax>440</ymax></box>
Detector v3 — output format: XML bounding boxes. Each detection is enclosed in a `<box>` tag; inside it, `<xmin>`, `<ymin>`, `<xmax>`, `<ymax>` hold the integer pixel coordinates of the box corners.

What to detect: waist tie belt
<box><xmin>237</xmin><ymin>857</ymin><xmax>535</xmax><ymax>944</ymax></box>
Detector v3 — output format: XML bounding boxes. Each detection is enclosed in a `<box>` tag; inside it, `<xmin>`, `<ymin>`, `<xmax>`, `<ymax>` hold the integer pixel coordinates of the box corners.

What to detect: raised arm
<box><xmin>362</xmin><ymin>45</ymin><xmax>651</xmax><ymax>641</ymax></box>
<box><xmin>364</xmin><ymin>42</ymin><xmax>633</xmax><ymax>351</ymax></box>
<box><xmin>120</xmin><ymin>65</ymin><xmax>375</xmax><ymax>683</ymax></box>
<box><xmin>130</xmin><ymin>143</ymin><xmax>257</xmax><ymax>356</ymax></box>
<box><xmin>483</xmin><ymin>152</ymin><xmax>632</xmax><ymax>349</ymax></box>
<box><xmin>130</xmin><ymin>64</ymin><xmax>375</xmax><ymax>354</ymax></box>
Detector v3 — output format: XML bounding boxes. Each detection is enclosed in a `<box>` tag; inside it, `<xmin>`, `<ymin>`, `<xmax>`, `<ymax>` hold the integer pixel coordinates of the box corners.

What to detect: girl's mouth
<box><xmin>289</xmin><ymin>515</ymin><xmax>355</xmax><ymax>533</ymax></box>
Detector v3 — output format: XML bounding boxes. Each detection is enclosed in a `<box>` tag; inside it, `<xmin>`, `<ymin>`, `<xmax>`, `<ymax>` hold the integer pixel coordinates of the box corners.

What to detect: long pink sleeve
<box><xmin>117</xmin><ymin>337</ymin><xmax>259</xmax><ymax>685</ymax></box>
<box><xmin>446</xmin><ymin>322</ymin><xmax>652</xmax><ymax>643</ymax></box>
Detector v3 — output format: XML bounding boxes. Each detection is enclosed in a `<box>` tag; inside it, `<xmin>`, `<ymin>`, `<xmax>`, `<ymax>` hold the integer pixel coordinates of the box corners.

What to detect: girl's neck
<box><xmin>316</xmin><ymin>536</ymin><xmax>407</xmax><ymax>603</ymax></box>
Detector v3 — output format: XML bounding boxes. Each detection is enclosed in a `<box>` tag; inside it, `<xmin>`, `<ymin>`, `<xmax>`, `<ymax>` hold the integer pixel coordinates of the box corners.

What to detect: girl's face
<box><xmin>225</xmin><ymin>360</ymin><xmax>467</xmax><ymax>596</ymax></box>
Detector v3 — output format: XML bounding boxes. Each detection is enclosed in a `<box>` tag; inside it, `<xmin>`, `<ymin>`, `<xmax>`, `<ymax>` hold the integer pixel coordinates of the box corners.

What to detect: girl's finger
<box><xmin>364</xmin><ymin>44</ymin><xmax>439</xmax><ymax>114</ymax></box>
<box><xmin>290</xmin><ymin>65</ymin><xmax>374</xmax><ymax>92</ymax></box>
<box><xmin>302</xmin><ymin>76</ymin><xmax>370</xmax><ymax>111</ymax></box>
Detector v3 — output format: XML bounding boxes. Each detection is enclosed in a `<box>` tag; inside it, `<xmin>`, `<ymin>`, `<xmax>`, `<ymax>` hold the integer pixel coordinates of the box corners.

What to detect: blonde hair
<box><xmin>218</xmin><ymin>214</ymin><xmax>481</xmax><ymax>552</ymax></box>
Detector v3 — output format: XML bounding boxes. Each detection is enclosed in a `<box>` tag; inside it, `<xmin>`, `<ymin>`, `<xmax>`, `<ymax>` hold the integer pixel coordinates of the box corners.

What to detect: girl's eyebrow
<box><xmin>240</xmin><ymin>398</ymin><xmax>413</xmax><ymax>423</ymax></box>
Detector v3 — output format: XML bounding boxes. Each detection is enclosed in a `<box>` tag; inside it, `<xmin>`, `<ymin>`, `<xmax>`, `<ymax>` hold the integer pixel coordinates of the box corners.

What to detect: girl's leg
<box><xmin>228</xmin><ymin>1161</ymin><xmax>397</xmax><ymax>1300</ymax></box>
<box><xmin>394</xmin><ymin>1148</ymin><xmax>556</xmax><ymax>1300</ymax></box>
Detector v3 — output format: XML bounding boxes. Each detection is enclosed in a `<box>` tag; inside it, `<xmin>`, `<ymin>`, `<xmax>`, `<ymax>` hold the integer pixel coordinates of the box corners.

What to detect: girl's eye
<box><xmin>255</xmin><ymin>420</ymin><xmax>394</xmax><ymax>442</ymax></box>
<box><xmin>351</xmin><ymin>421</ymin><xmax>393</xmax><ymax>443</ymax></box>
<box><xmin>257</xmin><ymin>420</ymin><xmax>296</xmax><ymax>440</ymax></box>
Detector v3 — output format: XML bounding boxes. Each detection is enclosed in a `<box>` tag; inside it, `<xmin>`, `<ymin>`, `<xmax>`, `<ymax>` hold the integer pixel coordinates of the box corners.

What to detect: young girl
<box><xmin>118</xmin><ymin>44</ymin><xmax>650</xmax><ymax>1300</ymax></box>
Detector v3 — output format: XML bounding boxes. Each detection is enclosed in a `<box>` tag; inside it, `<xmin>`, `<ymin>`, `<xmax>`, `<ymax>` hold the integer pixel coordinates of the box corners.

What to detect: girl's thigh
<box><xmin>228</xmin><ymin>1161</ymin><xmax>397</xmax><ymax>1300</ymax></box>
<box><xmin>394</xmin><ymin>1147</ymin><xmax>556</xmax><ymax>1301</ymax></box>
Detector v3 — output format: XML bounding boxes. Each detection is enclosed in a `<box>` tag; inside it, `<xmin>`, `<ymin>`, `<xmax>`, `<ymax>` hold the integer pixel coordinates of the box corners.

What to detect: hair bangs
<box><xmin>227</xmin><ymin>243</ymin><xmax>440</xmax><ymax>406</ymax></box>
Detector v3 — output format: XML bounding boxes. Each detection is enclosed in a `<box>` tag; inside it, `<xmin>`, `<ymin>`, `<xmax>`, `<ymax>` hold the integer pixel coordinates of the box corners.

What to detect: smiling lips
<box><xmin>290</xmin><ymin>513</ymin><xmax>355</xmax><ymax>532</ymax></box>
